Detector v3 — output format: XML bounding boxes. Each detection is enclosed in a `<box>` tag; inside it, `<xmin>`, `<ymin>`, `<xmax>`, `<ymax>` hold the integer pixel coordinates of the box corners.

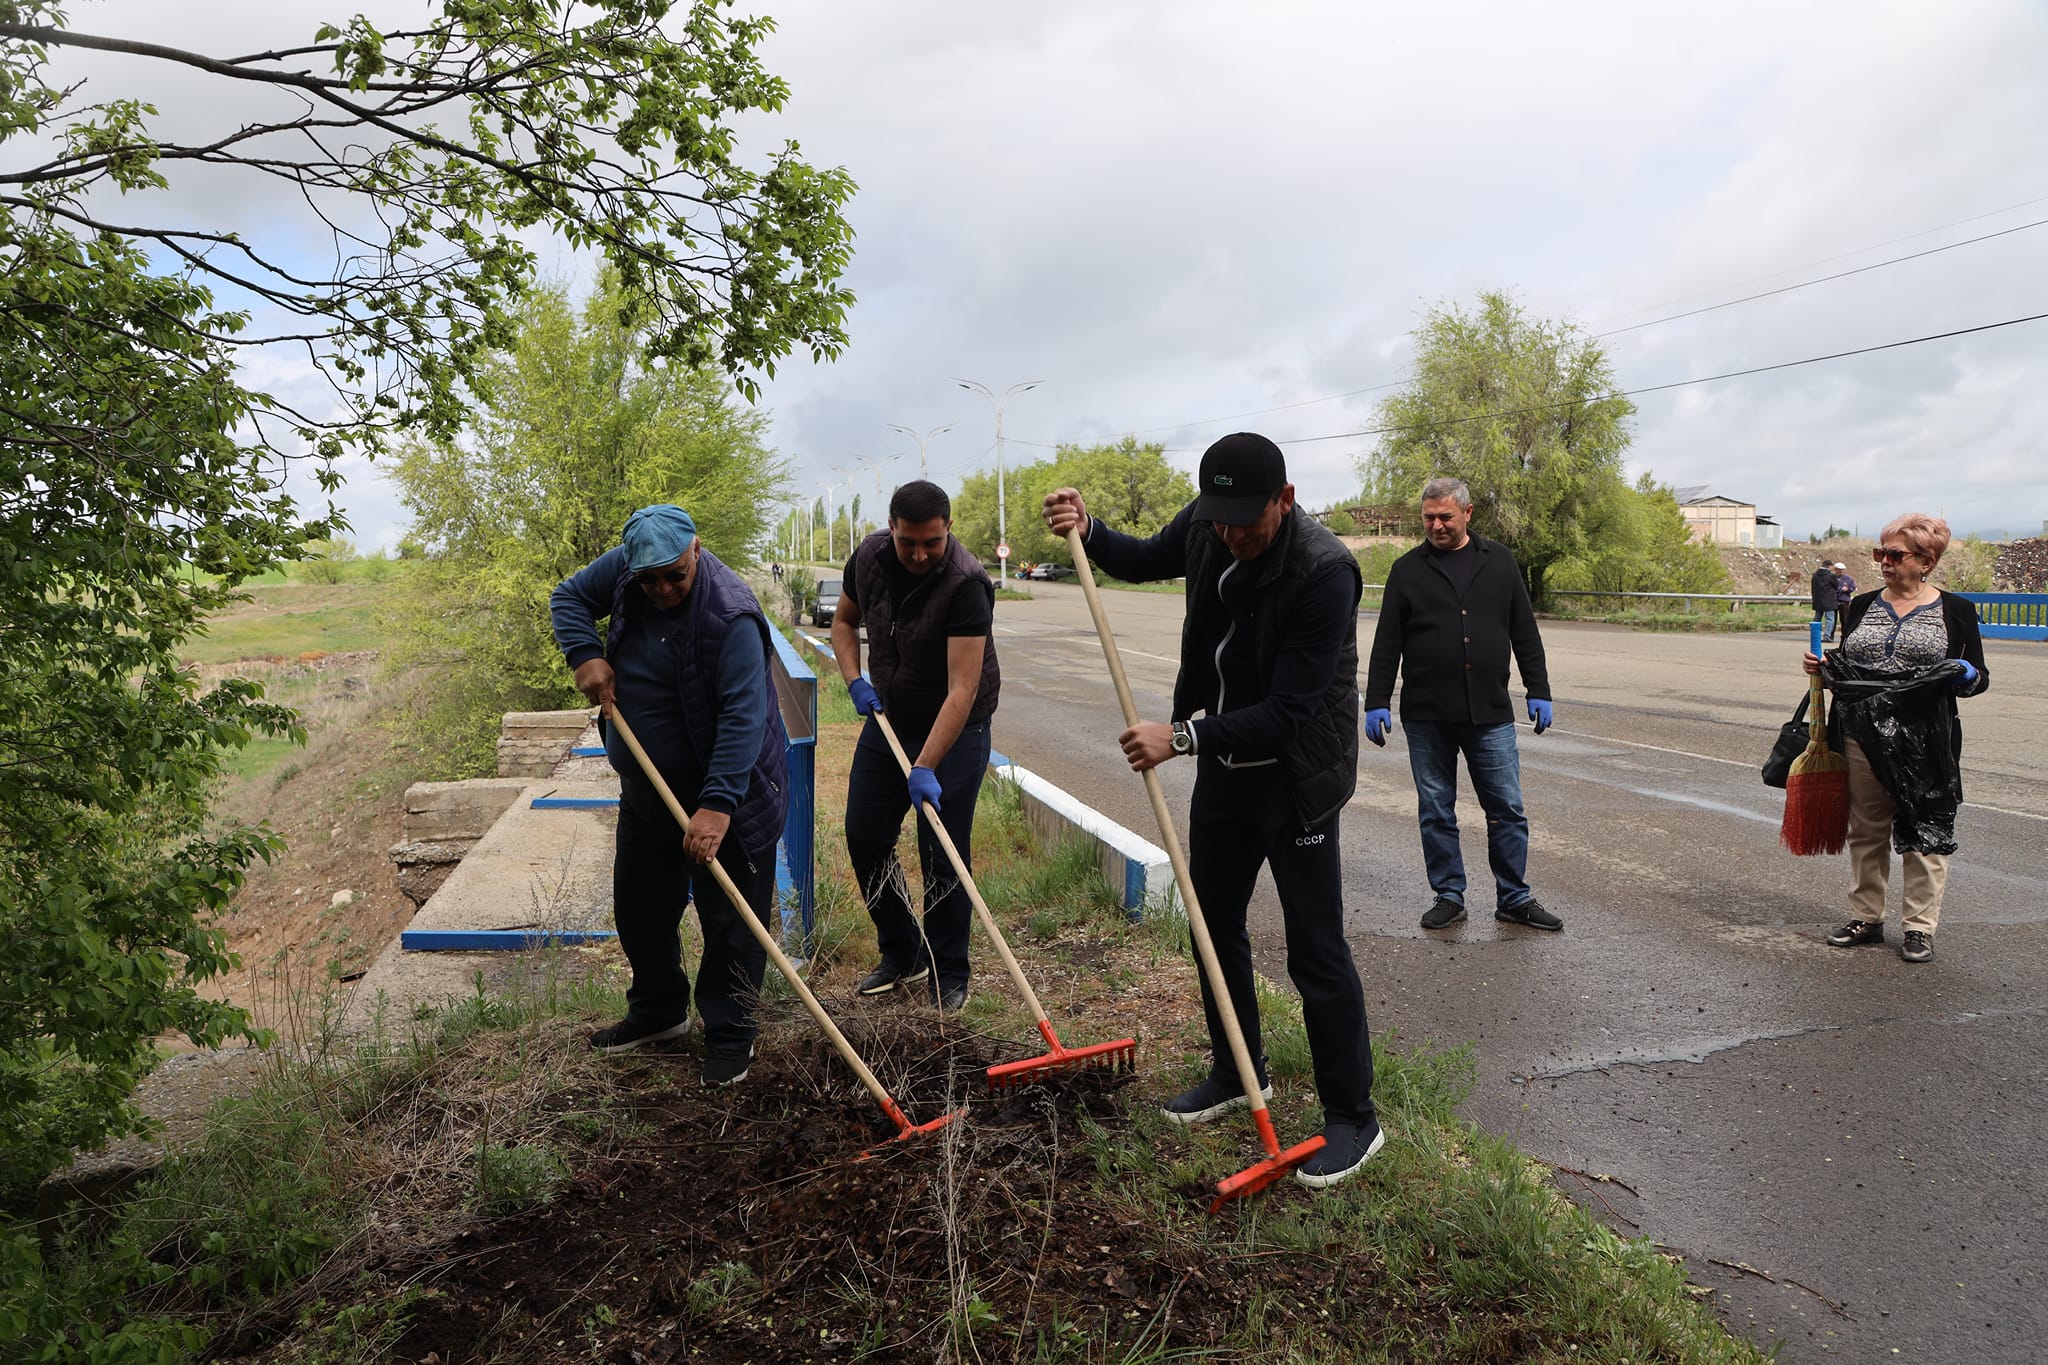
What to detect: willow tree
<box><xmin>1362</xmin><ymin>291</ymin><xmax>1635</xmax><ymax>595</ymax></box>
<box><xmin>0</xmin><ymin>0</ymin><xmax>852</xmax><ymax>1196</ymax></box>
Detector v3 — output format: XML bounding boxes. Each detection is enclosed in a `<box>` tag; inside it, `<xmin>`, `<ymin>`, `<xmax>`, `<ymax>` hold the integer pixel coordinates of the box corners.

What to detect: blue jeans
<box><xmin>1818</xmin><ymin>609</ymin><xmax>1837</xmax><ymax>641</ymax></box>
<box><xmin>1403</xmin><ymin>719</ymin><xmax>1532</xmax><ymax>911</ymax></box>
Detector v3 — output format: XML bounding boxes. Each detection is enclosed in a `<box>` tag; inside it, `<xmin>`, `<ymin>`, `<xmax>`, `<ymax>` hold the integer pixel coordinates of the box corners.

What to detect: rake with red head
<box><xmin>869</xmin><ymin>712</ymin><xmax>1138</xmax><ymax>1091</ymax></box>
<box><xmin>610</xmin><ymin>708</ymin><xmax>959</xmax><ymax>1151</ymax></box>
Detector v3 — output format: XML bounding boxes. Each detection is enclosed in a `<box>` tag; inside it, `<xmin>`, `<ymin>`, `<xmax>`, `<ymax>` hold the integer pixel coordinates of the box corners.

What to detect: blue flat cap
<box><xmin>621</xmin><ymin>504</ymin><xmax>698</xmax><ymax>571</ymax></box>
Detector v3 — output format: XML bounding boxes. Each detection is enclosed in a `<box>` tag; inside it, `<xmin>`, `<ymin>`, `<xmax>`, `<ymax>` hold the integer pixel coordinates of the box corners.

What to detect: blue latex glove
<box><xmin>847</xmin><ymin>677</ymin><xmax>882</xmax><ymax>717</ymax></box>
<box><xmin>1364</xmin><ymin>708</ymin><xmax>1392</xmax><ymax>747</ymax></box>
<box><xmin>1952</xmin><ymin>658</ymin><xmax>1979</xmax><ymax>688</ymax></box>
<box><xmin>1527</xmin><ymin>698</ymin><xmax>1553</xmax><ymax>735</ymax></box>
<box><xmin>907</xmin><ymin>765</ymin><xmax>942</xmax><ymax>812</ymax></box>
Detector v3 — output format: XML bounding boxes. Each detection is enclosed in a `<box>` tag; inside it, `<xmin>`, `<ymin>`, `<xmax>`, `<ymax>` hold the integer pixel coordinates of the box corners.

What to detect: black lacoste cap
<box><xmin>1191</xmin><ymin>432</ymin><xmax>1287</xmax><ymax>525</ymax></box>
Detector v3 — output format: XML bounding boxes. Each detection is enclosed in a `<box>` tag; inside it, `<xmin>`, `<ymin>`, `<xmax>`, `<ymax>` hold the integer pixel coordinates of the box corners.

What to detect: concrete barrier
<box><xmin>988</xmin><ymin>749</ymin><xmax>1178</xmax><ymax>921</ymax></box>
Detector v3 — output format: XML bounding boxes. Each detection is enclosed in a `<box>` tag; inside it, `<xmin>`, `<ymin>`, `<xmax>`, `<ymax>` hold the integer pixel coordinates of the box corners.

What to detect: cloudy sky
<box><xmin>29</xmin><ymin>1</ymin><xmax>2048</xmax><ymax>546</ymax></box>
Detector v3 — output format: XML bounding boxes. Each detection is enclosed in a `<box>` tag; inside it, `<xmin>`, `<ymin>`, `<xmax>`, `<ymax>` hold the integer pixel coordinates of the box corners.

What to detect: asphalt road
<box><xmin>982</xmin><ymin>581</ymin><xmax>2048</xmax><ymax>1364</ymax></box>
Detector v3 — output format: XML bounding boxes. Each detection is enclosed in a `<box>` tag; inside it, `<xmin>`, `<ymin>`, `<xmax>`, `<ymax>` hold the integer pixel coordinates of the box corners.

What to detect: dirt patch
<box><xmin>233</xmin><ymin>1013</ymin><xmax>1420</xmax><ymax>1365</ymax></box>
<box><xmin>202</xmin><ymin>655</ymin><xmax>435</xmax><ymax>1036</ymax></box>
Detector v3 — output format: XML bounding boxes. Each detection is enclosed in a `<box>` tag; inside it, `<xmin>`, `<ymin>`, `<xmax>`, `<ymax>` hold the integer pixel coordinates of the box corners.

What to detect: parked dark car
<box><xmin>809</xmin><ymin>576</ymin><xmax>842</xmax><ymax>627</ymax></box>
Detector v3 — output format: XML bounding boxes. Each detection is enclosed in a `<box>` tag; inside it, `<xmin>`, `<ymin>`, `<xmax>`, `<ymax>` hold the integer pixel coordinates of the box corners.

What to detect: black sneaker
<box><xmin>933</xmin><ymin>983</ymin><xmax>969</xmax><ymax>1013</ymax></box>
<box><xmin>1900</xmin><ymin>930</ymin><xmax>1934</xmax><ymax>963</ymax></box>
<box><xmin>702</xmin><ymin>1042</ymin><xmax>756</xmax><ymax>1086</ymax></box>
<box><xmin>856</xmin><ymin>960</ymin><xmax>930</xmax><ymax>996</ymax></box>
<box><xmin>589</xmin><ymin>1016</ymin><xmax>691</xmax><ymax>1055</ymax></box>
<box><xmin>1161</xmin><ymin>1071</ymin><xmax>1272</xmax><ymax>1126</ymax></box>
<box><xmin>1828</xmin><ymin>919</ymin><xmax>1884</xmax><ymax>948</ymax></box>
<box><xmin>1296</xmin><ymin>1119</ymin><xmax>1386</xmax><ymax>1189</ymax></box>
<box><xmin>1496</xmin><ymin>898</ymin><xmax>1563</xmax><ymax>931</ymax></box>
<box><xmin>1419</xmin><ymin>896</ymin><xmax>1466</xmax><ymax>930</ymax></box>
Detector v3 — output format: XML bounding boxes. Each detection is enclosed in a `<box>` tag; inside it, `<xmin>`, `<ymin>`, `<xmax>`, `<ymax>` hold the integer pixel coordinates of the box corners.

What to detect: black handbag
<box><xmin>1761</xmin><ymin>691</ymin><xmax>1843</xmax><ymax>789</ymax></box>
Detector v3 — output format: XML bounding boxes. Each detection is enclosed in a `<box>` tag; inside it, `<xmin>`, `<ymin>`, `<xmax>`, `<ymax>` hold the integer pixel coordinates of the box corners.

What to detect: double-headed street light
<box><xmin>952</xmin><ymin>378</ymin><xmax>1042</xmax><ymax>586</ymax></box>
<box><xmin>886</xmin><ymin>422</ymin><xmax>955</xmax><ymax>478</ymax></box>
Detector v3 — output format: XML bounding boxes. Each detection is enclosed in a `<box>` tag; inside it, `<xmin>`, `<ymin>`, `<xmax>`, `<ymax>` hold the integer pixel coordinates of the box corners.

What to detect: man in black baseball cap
<box><xmin>1041</xmin><ymin>433</ymin><xmax>1382</xmax><ymax>1189</ymax></box>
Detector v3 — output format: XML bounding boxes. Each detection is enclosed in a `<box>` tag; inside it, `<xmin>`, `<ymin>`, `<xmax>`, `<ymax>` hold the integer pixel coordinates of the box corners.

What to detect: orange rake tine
<box><xmin>1209</xmin><ymin>1109</ymin><xmax>1326</xmax><ymax>1212</ymax></box>
<box><xmin>986</xmin><ymin>1026</ymin><xmax>1137</xmax><ymax>1091</ymax></box>
<box><xmin>856</xmin><ymin>1099</ymin><xmax>968</xmax><ymax>1159</ymax></box>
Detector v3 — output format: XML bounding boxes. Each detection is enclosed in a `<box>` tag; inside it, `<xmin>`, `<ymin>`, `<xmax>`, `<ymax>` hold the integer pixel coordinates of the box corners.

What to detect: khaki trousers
<box><xmin>1846</xmin><ymin>740</ymin><xmax>1949</xmax><ymax>934</ymax></box>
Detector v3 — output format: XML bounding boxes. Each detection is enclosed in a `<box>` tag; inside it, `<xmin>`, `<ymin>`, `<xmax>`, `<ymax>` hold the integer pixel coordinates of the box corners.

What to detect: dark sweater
<box><xmin>1364</xmin><ymin>534</ymin><xmax>1549</xmax><ymax>724</ymax></box>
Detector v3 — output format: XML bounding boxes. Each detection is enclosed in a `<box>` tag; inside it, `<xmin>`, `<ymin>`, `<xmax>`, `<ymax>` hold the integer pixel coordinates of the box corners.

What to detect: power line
<box><xmin>1592</xmin><ymin>215</ymin><xmax>2048</xmax><ymax>339</ymax></box>
<box><xmin>1275</xmin><ymin>309</ymin><xmax>2048</xmax><ymax>446</ymax></box>
<box><xmin>1017</xmin><ymin>190</ymin><xmax>2048</xmax><ymax>445</ymax></box>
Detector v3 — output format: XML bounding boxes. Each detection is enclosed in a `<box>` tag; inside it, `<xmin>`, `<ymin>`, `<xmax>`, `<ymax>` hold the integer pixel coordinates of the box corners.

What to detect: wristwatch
<box><xmin>1169</xmin><ymin>721</ymin><xmax>1194</xmax><ymax>756</ymax></box>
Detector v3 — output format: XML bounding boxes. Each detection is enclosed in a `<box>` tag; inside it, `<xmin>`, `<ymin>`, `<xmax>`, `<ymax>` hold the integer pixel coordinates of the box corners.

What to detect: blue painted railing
<box><xmin>769</xmin><ymin>627</ymin><xmax>818</xmax><ymax>955</ymax></box>
<box><xmin>1960</xmin><ymin>593</ymin><xmax>2048</xmax><ymax>642</ymax></box>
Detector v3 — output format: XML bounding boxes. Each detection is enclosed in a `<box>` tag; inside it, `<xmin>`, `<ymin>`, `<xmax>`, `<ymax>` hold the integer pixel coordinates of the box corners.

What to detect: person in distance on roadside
<box><xmin>1363</xmin><ymin>477</ymin><xmax>1560</xmax><ymax>934</ymax></box>
<box><xmin>550</xmin><ymin>505</ymin><xmax>787</xmax><ymax>1085</ymax></box>
<box><xmin>1807</xmin><ymin>514</ymin><xmax>1988</xmax><ymax>964</ymax></box>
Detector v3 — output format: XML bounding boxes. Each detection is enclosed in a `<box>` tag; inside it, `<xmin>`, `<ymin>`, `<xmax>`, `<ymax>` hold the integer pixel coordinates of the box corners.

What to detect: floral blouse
<box><xmin>1842</xmin><ymin>595</ymin><xmax>1950</xmax><ymax>674</ymax></box>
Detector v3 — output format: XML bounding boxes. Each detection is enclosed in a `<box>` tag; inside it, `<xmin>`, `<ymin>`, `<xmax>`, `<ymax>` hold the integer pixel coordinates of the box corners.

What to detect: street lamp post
<box><xmin>953</xmin><ymin>378</ymin><xmax>1042</xmax><ymax>586</ymax></box>
<box><xmin>885</xmin><ymin>422</ymin><xmax>956</xmax><ymax>479</ymax></box>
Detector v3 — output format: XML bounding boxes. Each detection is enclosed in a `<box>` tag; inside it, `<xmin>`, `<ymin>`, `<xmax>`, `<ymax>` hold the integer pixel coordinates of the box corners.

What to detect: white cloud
<box><xmin>24</xmin><ymin>0</ymin><xmax>2048</xmax><ymax>543</ymax></box>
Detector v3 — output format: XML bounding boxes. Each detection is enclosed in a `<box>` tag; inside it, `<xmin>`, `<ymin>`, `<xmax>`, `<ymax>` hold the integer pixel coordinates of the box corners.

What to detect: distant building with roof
<box><xmin>1677</xmin><ymin>490</ymin><xmax>1782</xmax><ymax>548</ymax></box>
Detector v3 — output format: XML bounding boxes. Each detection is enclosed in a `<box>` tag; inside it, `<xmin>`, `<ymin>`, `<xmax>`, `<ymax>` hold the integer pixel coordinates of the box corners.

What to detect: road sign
<box><xmin>996</xmin><ymin>543</ymin><xmax>1010</xmax><ymax>558</ymax></box>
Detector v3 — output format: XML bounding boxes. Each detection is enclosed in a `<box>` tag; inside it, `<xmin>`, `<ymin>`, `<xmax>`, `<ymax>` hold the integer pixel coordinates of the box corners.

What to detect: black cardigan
<box><xmin>1364</xmin><ymin>535</ymin><xmax>1550</xmax><ymax>725</ymax></box>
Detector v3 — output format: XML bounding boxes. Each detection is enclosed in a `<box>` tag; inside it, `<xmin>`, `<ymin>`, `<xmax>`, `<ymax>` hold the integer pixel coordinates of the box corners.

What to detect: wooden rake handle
<box><xmin>608</xmin><ymin>707</ymin><xmax>899</xmax><ymax>1115</ymax></box>
<box><xmin>1062</xmin><ymin>526</ymin><xmax>1278</xmax><ymax>1147</ymax></box>
<box><xmin>869</xmin><ymin>711</ymin><xmax>1057</xmax><ymax>1037</ymax></box>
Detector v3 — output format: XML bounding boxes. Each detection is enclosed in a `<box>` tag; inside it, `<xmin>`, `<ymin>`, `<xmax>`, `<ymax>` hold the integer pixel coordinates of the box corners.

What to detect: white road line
<box><xmin>1044</xmin><ymin>635</ymin><xmax>1179</xmax><ymax>665</ymax></box>
<box><xmin>1546</xmin><ymin>726</ymin><xmax>2048</xmax><ymax>822</ymax></box>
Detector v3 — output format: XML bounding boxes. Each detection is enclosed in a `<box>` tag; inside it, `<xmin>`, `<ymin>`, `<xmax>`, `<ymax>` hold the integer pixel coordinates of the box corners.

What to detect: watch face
<box><xmin>1171</xmin><ymin>725</ymin><xmax>1191</xmax><ymax>753</ymax></box>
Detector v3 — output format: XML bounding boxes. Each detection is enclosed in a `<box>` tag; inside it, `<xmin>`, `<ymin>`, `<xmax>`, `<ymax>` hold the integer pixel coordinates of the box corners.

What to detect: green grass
<box><xmin>1543</xmin><ymin>601</ymin><xmax>1810</xmax><ymax>632</ymax></box>
<box><xmin>181</xmin><ymin>581</ymin><xmax>397</xmax><ymax>663</ymax></box>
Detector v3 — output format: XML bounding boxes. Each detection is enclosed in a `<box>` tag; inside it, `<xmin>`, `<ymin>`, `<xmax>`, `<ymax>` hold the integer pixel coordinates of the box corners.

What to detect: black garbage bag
<box><xmin>1821</xmin><ymin>656</ymin><xmax>1968</xmax><ymax>855</ymax></box>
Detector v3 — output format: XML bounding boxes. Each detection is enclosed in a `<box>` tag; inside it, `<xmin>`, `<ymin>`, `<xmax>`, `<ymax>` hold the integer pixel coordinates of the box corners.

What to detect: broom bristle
<box><xmin>1781</xmin><ymin>764</ymin><xmax>1850</xmax><ymax>855</ymax></box>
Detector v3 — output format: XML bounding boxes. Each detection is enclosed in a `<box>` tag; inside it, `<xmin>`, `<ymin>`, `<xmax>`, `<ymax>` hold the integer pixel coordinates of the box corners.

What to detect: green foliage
<box><xmin>387</xmin><ymin>273</ymin><xmax>792</xmax><ymax>774</ymax></box>
<box><xmin>1362</xmin><ymin>290</ymin><xmax>1637</xmax><ymax>595</ymax></box>
<box><xmin>300</xmin><ymin>537</ymin><xmax>360</xmax><ymax>585</ymax></box>
<box><xmin>2</xmin><ymin>0</ymin><xmax>851</xmax><ymax>1194</ymax></box>
<box><xmin>952</xmin><ymin>437</ymin><xmax>1195</xmax><ymax>567</ymax></box>
<box><xmin>1544</xmin><ymin>475</ymin><xmax>1731</xmax><ymax>597</ymax></box>
<box><xmin>473</xmin><ymin>1141</ymin><xmax>570</xmax><ymax>1214</ymax></box>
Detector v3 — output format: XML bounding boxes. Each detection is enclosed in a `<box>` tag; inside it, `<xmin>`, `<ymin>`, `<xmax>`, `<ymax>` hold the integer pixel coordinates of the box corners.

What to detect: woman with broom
<box><xmin>1804</xmin><ymin>513</ymin><xmax>1990</xmax><ymax>964</ymax></box>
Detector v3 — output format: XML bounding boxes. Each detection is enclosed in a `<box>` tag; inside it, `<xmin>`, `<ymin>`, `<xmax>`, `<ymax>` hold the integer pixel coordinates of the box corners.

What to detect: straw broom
<box><xmin>1781</xmin><ymin>621</ymin><xmax>1850</xmax><ymax>856</ymax></box>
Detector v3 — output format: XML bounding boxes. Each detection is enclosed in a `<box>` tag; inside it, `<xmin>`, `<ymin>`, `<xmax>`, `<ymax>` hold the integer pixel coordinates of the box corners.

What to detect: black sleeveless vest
<box><xmin>850</xmin><ymin>531</ymin><xmax>1000</xmax><ymax>736</ymax></box>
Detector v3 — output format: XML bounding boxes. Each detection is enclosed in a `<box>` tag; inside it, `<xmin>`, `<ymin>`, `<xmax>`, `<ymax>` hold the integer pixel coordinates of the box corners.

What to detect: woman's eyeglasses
<box><xmin>1871</xmin><ymin>547</ymin><xmax>1912</xmax><ymax>565</ymax></box>
<box><xmin>637</xmin><ymin>568</ymin><xmax>689</xmax><ymax>586</ymax></box>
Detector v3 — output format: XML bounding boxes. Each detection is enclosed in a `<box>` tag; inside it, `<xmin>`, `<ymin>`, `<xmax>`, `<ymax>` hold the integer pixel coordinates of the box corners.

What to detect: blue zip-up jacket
<box><xmin>551</xmin><ymin>546</ymin><xmax>788</xmax><ymax>857</ymax></box>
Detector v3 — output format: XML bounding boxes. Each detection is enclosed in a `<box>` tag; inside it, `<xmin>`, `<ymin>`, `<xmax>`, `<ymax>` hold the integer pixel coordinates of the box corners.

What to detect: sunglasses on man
<box><xmin>637</xmin><ymin>567</ymin><xmax>690</xmax><ymax>586</ymax></box>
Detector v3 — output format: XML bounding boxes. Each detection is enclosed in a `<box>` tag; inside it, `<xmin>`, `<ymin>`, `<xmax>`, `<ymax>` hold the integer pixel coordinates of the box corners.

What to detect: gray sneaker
<box><xmin>1900</xmin><ymin>931</ymin><xmax>1934</xmax><ymax>964</ymax></box>
<box><xmin>1495</xmin><ymin>898</ymin><xmax>1563</xmax><ymax>931</ymax></box>
<box><xmin>589</xmin><ymin>1017</ymin><xmax>691</xmax><ymax>1055</ymax></box>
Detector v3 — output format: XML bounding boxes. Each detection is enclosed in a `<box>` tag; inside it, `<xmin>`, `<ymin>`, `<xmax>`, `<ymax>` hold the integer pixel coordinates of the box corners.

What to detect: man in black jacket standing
<box><xmin>1364</xmin><ymin>477</ymin><xmax>1560</xmax><ymax>933</ymax></box>
<box><xmin>832</xmin><ymin>480</ymin><xmax>999</xmax><ymax>1011</ymax></box>
<box><xmin>1042</xmin><ymin>433</ymin><xmax>1381</xmax><ymax>1188</ymax></box>
<box><xmin>1811</xmin><ymin>558</ymin><xmax>1842</xmax><ymax>643</ymax></box>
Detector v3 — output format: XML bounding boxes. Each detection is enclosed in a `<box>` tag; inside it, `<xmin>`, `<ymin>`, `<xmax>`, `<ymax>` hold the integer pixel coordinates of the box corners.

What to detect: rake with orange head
<box><xmin>869</xmin><ymin>711</ymin><xmax>1137</xmax><ymax>1091</ymax></box>
<box><xmin>610</xmin><ymin>707</ymin><xmax>960</xmax><ymax>1149</ymax></box>
<box><xmin>1062</xmin><ymin>526</ymin><xmax>1325</xmax><ymax>1211</ymax></box>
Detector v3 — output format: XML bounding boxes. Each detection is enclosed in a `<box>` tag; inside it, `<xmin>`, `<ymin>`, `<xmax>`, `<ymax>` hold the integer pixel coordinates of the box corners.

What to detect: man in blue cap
<box><xmin>551</xmin><ymin>505</ymin><xmax>788</xmax><ymax>1085</ymax></box>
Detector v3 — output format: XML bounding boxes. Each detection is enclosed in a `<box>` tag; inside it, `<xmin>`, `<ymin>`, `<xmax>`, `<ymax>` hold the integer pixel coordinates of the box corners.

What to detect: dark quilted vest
<box><xmin>1173</xmin><ymin>510</ymin><xmax>1362</xmax><ymax>827</ymax></box>
<box><xmin>850</xmin><ymin>531</ymin><xmax>1000</xmax><ymax>735</ymax></box>
<box><xmin>602</xmin><ymin>549</ymin><xmax>789</xmax><ymax>856</ymax></box>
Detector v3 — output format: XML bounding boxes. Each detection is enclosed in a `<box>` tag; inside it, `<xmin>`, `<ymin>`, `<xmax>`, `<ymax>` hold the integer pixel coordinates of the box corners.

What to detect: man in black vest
<box><xmin>1811</xmin><ymin>558</ymin><xmax>1841</xmax><ymax>643</ymax></box>
<box><xmin>551</xmin><ymin>504</ymin><xmax>788</xmax><ymax>1085</ymax></box>
<box><xmin>832</xmin><ymin>480</ymin><xmax>1000</xmax><ymax>1011</ymax></box>
<box><xmin>1364</xmin><ymin>477</ymin><xmax>1559</xmax><ymax>934</ymax></box>
<box><xmin>1042</xmin><ymin>433</ymin><xmax>1382</xmax><ymax>1188</ymax></box>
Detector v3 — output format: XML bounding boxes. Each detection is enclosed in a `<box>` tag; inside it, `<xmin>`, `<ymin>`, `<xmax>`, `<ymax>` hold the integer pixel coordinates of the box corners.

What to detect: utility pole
<box><xmin>953</xmin><ymin>378</ymin><xmax>1042</xmax><ymax>587</ymax></box>
<box><xmin>886</xmin><ymin>422</ymin><xmax>955</xmax><ymax>478</ymax></box>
